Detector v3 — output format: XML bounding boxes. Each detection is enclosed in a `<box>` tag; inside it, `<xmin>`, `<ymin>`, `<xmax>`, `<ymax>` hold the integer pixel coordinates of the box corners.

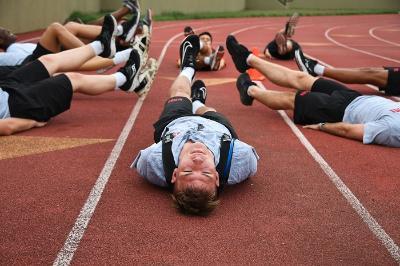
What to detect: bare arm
<box><xmin>303</xmin><ymin>122</ymin><xmax>364</xmax><ymax>142</ymax></box>
<box><xmin>0</xmin><ymin>118</ymin><xmax>47</xmax><ymax>136</ymax></box>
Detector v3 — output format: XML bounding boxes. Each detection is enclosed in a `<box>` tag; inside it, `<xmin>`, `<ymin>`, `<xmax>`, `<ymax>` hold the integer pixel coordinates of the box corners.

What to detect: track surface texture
<box><xmin>1</xmin><ymin>14</ymin><xmax>399</xmax><ymax>265</ymax></box>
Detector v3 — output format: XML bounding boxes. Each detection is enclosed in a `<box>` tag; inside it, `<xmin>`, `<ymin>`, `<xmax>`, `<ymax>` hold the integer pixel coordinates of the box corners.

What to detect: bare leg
<box><xmin>64</xmin><ymin>22</ymin><xmax>102</xmax><ymax>41</ymax></box>
<box><xmin>195</xmin><ymin>105</ymin><xmax>216</xmax><ymax>115</ymax></box>
<box><xmin>79</xmin><ymin>57</ymin><xmax>114</xmax><ymax>71</ymax></box>
<box><xmin>38</xmin><ymin>44</ymin><xmax>96</xmax><ymax>75</ymax></box>
<box><xmin>248</xmin><ymin>85</ymin><xmax>296</xmax><ymax>110</ymax></box>
<box><xmin>39</xmin><ymin>23</ymin><xmax>86</xmax><ymax>52</ymax></box>
<box><xmin>169</xmin><ymin>75</ymin><xmax>192</xmax><ymax>99</ymax></box>
<box><xmin>323</xmin><ymin>67</ymin><xmax>388</xmax><ymax>87</ymax></box>
<box><xmin>248</xmin><ymin>55</ymin><xmax>318</xmax><ymax>90</ymax></box>
<box><xmin>66</xmin><ymin>72</ymin><xmax>116</xmax><ymax>95</ymax></box>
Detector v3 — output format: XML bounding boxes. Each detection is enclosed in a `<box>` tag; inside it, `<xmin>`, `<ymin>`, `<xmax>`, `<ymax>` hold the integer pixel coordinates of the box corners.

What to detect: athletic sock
<box><xmin>179</xmin><ymin>67</ymin><xmax>195</xmax><ymax>82</ymax></box>
<box><xmin>246</xmin><ymin>53</ymin><xmax>255</xmax><ymax>67</ymax></box>
<box><xmin>117</xmin><ymin>25</ymin><xmax>123</xmax><ymax>36</ymax></box>
<box><xmin>113</xmin><ymin>48</ymin><xmax>133</xmax><ymax>65</ymax></box>
<box><xmin>89</xmin><ymin>41</ymin><xmax>103</xmax><ymax>55</ymax></box>
<box><xmin>113</xmin><ymin>72</ymin><xmax>127</xmax><ymax>89</ymax></box>
<box><xmin>314</xmin><ymin>64</ymin><xmax>325</xmax><ymax>76</ymax></box>
<box><xmin>203</xmin><ymin>56</ymin><xmax>211</xmax><ymax>65</ymax></box>
<box><xmin>192</xmin><ymin>100</ymin><xmax>204</xmax><ymax>113</ymax></box>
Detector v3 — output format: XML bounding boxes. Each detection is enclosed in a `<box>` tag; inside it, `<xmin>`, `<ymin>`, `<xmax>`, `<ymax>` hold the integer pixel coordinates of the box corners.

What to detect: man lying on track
<box><xmin>262</xmin><ymin>13</ymin><xmax>301</xmax><ymax>61</ymax></box>
<box><xmin>132</xmin><ymin>34</ymin><xmax>259</xmax><ymax>216</ymax></box>
<box><xmin>295</xmin><ymin>49</ymin><xmax>400</xmax><ymax>96</ymax></box>
<box><xmin>226</xmin><ymin>35</ymin><xmax>400</xmax><ymax>147</ymax></box>
<box><xmin>0</xmin><ymin>15</ymin><xmax>157</xmax><ymax>136</ymax></box>
<box><xmin>178</xmin><ymin>27</ymin><xmax>226</xmax><ymax>71</ymax></box>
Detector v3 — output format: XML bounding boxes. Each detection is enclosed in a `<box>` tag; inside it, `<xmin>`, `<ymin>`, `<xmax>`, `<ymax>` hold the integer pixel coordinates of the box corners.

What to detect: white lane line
<box><xmin>255</xmin><ymin>81</ymin><xmax>400</xmax><ymax>263</ymax></box>
<box><xmin>52</xmin><ymin>21</ymin><xmax>250</xmax><ymax>266</ymax></box>
<box><xmin>369</xmin><ymin>24</ymin><xmax>400</xmax><ymax>47</ymax></box>
<box><xmin>325</xmin><ymin>26</ymin><xmax>400</xmax><ymax>64</ymax></box>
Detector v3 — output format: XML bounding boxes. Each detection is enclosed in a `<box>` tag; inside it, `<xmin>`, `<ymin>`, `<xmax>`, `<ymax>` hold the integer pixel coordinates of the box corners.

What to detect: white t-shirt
<box><xmin>343</xmin><ymin>96</ymin><xmax>400</xmax><ymax>147</ymax></box>
<box><xmin>0</xmin><ymin>43</ymin><xmax>36</xmax><ymax>66</ymax></box>
<box><xmin>0</xmin><ymin>88</ymin><xmax>11</xmax><ymax>119</ymax></box>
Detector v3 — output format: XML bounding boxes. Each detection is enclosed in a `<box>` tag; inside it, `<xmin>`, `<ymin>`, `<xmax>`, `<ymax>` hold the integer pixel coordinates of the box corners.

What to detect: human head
<box><xmin>0</xmin><ymin>27</ymin><xmax>16</xmax><ymax>50</ymax></box>
<box><xmin>171</xmin><ymin>141</ymin><xmax>220</xmax><ymax>215</ymax></box>
<box><xmin>199</xmin><ymin>31</ymin><xmax>213</xmax><ymax>46</ymax></box>
<box><xmin>184</xmin><ymin>26</ymin><xmax>194</xmax><ymax>37</ymax></box>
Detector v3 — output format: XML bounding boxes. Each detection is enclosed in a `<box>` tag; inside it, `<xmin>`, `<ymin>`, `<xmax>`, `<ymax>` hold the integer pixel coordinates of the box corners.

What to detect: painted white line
<box><xmin>369</xmin><ymin>24</ymin><xmax>400</xmax><ymax>47</ymax></box>
<box><xmin>325</xmin><ymin>26</ymin><xmax>400</xmax><ymax>64</ymax></box>
<box><xmin>255</xmin><ymin>81</ymin><xmax>400</xmax><ymax>263</ymax></box>
<box><xmin>52</xmin><ymin>21</ymin><xmax>249</xmax><ymax>266</ymax></box>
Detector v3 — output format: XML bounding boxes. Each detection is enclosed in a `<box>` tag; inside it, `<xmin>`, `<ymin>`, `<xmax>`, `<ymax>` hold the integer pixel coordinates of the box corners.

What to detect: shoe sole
<box><xmin>134</xmin><ymin>58</ymin><xmax>159</xmax><ymax>96</ymax></box>
<box><xmin>285</xmin><ymin>12</ymin><xmax>299</xmax><ymax>37</ymax></box>
<box><xmin>108</xmin><ymin>15</ymin><xmax>118</xmax><ymax>58</ymax></box>
<box><xmin>211</xmin><ymin>46</ymin><xmax>224</xmax><ymax>71</ymax></box>
<box><xmin>294</xmin><ymin>49</ymin><xmax>309</xmax><ymax>74</ymax></box>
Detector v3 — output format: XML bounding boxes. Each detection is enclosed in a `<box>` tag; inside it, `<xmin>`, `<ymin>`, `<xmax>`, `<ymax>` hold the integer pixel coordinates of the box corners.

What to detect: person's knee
<box><xmin>64</xmin><ymin>22</ymin><xmax>79</xmax><ymax>34</ymax></box>
<box><xmin>170</xmin><ymin>85</ymin><xmax>190</xmax><ymax>98</ymax></box>
<box><xmin>39</xmin><ymin>53</ymin><xmax>58</xmax><ymax>66</ymax></box>
<box><xmin>65</xmin><ymin>72</ymin><xmax>83</xmax><ymax>91</ymax></box>
<box><xmin>48</xmin><ymin>22</ymin><xmax>64</xmax><ymax>33</ymax></box>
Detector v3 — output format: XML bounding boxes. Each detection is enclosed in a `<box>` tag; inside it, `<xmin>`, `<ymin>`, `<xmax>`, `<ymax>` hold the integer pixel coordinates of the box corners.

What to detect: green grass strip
<box><xmin>67</xmin><ymin>9</ymin><xmax>399</xmax><ymax>24</ymax></box>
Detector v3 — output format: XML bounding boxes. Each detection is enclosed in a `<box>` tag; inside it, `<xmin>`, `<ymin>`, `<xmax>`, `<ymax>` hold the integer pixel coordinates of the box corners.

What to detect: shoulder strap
<box><xmin>162</xmin><ymin>131</ymin><xmax>175</xmax><ymax>191</ymax></box>
<box><xmin>216</xmin><ymin>134</ymin><xmax>235</xmax><ymax>190</ymax></box>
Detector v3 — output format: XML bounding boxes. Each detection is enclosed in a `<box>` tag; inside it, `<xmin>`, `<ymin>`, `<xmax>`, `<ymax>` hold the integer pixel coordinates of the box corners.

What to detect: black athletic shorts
<box><xmin>0</xmin><ymin>60</ymin><xmax>73</xmax><ymax>122</ymax></box>
<box><xmin>153</xmin><ymin>96</ymin><xmax>238</xmax><ymax>142</ymax></box>
<box><xmin>265</xmin><ymin>39</ymin><xmax>300</xmax><ymax>60</ymax></box>
<box><xmin>0</xmin><ymin>44</ymin><xmax>52</xmax><ymax>80</ymax></box>
<box><xmin>380</xmin><ymin>67</ymin><xmax>400</xmax><ymax>95</ymax></box>
<box><xmin>21</xmin><ymin>43</ymin><xmax>52</xmax><ymax>65</ymax></box>
<box><xmin>0</xmin><ymin>66</ymin><xmax>19</xmax><ymax>80</ymax></box>
<box><xmin>293</xmin><ymin>78</ymin><xmax>361</xmax><ymax>125</ymax></box>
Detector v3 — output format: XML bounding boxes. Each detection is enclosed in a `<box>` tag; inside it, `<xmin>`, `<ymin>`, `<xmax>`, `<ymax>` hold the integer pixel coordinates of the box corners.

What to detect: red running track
<box><xmin>0</xmin><ymin>14</ymin><xmax>399</xmax><ymax>265</ymax></box>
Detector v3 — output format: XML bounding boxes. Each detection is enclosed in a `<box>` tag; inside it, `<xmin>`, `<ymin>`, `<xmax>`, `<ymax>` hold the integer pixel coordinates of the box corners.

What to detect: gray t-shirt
<box><xmin>0</xmin><ymin>43</ymin><xmax>36</xmax><ymax>66</ymax></box>
<box><xmin>0</xmin><ymin>88</ymin><xmax>11</xmax><ymax>119</ymax></box>
<box><xmin>131</xmin><ymin>116</ymin><xmax>259</xmax><ymax>187</ymax></box>
<box><xmin>343</xmin><ymin>96</ymin><xmax>400</xmax><ymax>147</ymax></box>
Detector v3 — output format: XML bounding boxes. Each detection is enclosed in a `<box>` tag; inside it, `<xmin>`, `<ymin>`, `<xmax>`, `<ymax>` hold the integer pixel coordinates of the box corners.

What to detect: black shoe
<box><xmin>96</xmin><ymin>14</ymin><xmax>117</xmax><ymax>58</ymax></box>
<box><xmin>191</xmin><ymin>80</ymin><xmax>207</xmax><ymax>104</ymax></box>
<box><xmin>226</xmin><ymin>35</ymin><xmax>251</xmax><ymax>73</ymax></box>
<box><xmin>294</xmin><ymin>49</ymin><xmax>318</xmax><ymax>77</ymax></box>
<box><xmin>123</xmin><ymin>0</ymin><xmax>140</xmax><ymax>12</ymax></box>
<box><xmin>121</xmin><ymin>9</ymin><xmax>140</xmax><ymax>42</ymax></box>
<box><xmin>236</xmin><ymin>73</ymin><xmax>256</xmax><ymax>106</ymax></box>
<box><xmin>179</xmin><ymin>34</ymin><xmax>200</xmax><ymax>71</ymax></box>
<box><xmin>184</xmin><ymin>26</ymin><xmax>194</xmax><ymax>36</ymax></box>
<box><xmin>118</xmin><ymin>49</ymin><xmax>142</xmax><ymax>91</ymax></box>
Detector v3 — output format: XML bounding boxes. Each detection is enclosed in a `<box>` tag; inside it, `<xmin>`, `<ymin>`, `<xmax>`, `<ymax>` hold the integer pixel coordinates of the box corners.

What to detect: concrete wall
<box><xmin>1</xmin><ymin>0</ymin><xmax>399</xmax><ymax>33</ymax></box>
<box><xmin>102</xmin><ymin>0</ymin><xmax>246</xmax><ymax>14</ymax></box>
<box><xmin>246</xmin><ymin>0</ymin><xmax>400</xmax><ymax>10</ymax></box>
<box><xmin>0</xmin><ymin>0</ymin><xmax>100</xmax><ymax>33</ymax></box>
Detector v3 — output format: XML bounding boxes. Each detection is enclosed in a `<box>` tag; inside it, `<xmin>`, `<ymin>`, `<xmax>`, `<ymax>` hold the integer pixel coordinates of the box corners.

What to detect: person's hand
<box><xmin>303</xmin><ymin>124</ymin><xmax>320</xmax><ymax>130</ymax></box>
